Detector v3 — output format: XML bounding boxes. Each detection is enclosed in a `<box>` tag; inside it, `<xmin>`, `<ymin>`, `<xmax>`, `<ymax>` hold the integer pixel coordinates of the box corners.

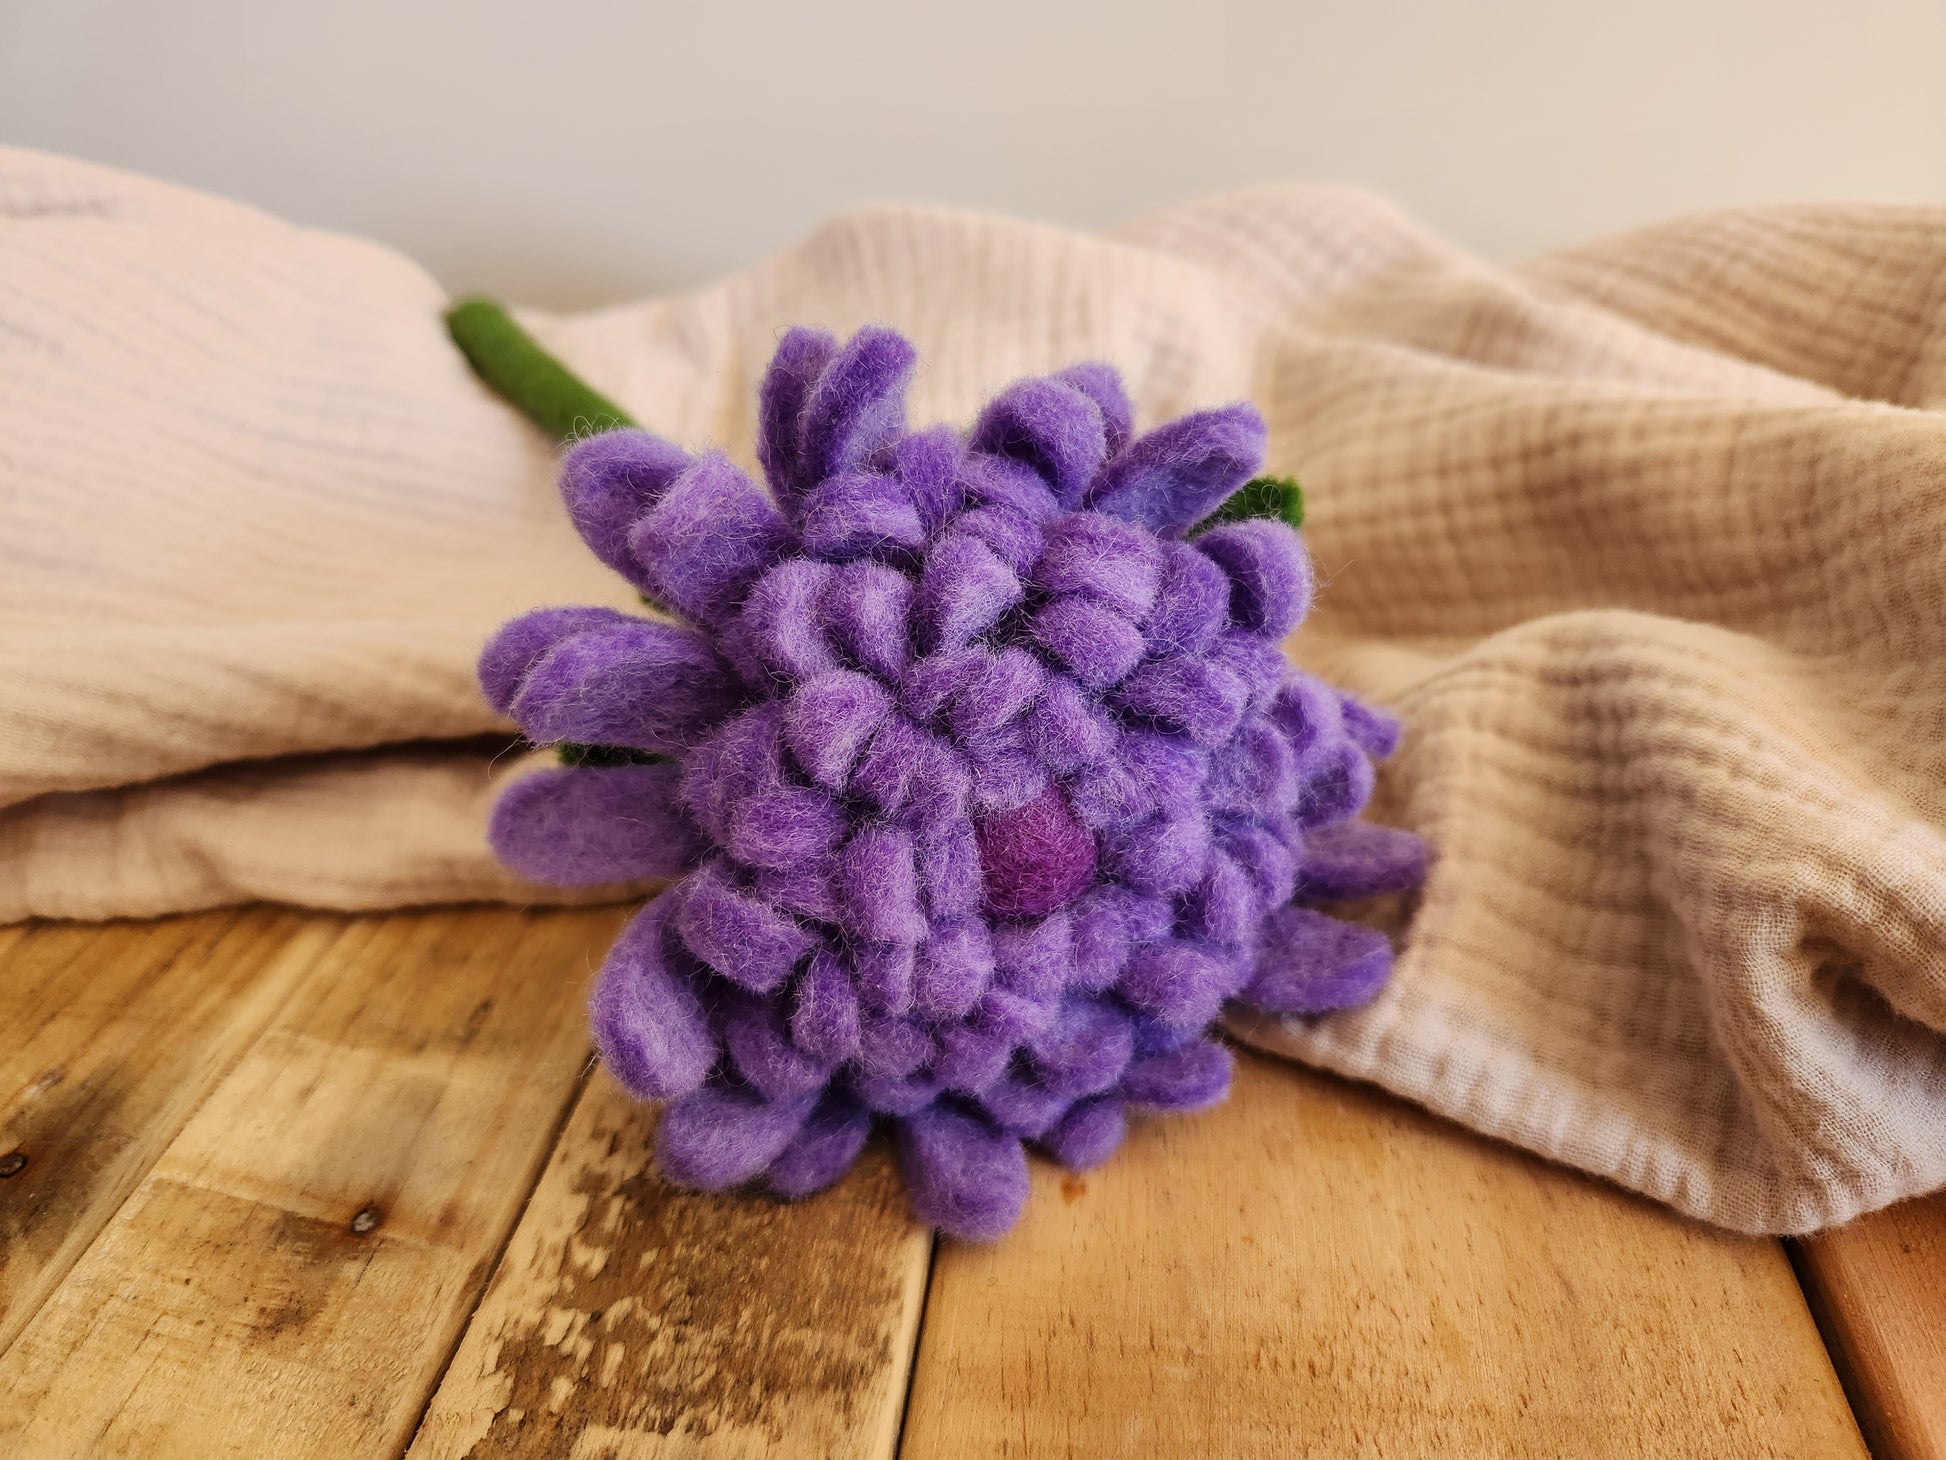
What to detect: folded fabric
<box><xmin>4</xmin><ymin>145</ymin><xmax>1945</xmax><ymax>1236</ymax></box>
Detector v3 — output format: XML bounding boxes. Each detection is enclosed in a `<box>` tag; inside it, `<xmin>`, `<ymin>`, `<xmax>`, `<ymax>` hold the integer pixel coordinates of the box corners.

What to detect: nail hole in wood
<box><xmin>349</xmin><ymin>1205</ymin><xmax>382</xmax><ymax>1235</ymax></box>
<box><xmin>0</xmin><ymin>1151</ymin><xmax>26</xmax><ymax>1178</ymax></box>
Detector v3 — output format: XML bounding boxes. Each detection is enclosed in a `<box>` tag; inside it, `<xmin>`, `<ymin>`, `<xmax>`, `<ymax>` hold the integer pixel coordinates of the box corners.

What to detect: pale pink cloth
<box><xmin>6</xmin><ymin>146</ymin><xmax>1946</xmax><ymax>1234</ymax></box>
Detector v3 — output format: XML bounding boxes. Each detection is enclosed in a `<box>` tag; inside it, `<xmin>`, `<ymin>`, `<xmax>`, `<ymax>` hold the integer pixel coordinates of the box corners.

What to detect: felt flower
<box><xmin>476</xmin><ymin>324</ymin><xmax>1426</xmax><ymax>1240</ymax></box>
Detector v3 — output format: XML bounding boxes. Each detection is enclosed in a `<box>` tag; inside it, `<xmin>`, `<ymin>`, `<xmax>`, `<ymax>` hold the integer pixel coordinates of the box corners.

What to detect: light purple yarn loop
<box><xmin>483</xmin><ymin>325</ymin><xmax>1427</xmax><ymax>1241</ymax></box>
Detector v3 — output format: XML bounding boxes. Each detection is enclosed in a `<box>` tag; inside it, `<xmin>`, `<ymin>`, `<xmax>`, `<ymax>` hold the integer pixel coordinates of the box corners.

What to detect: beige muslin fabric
<box><xmin>5</xmin><ymin>145</ymin><xmax>1946</xmax><ymax>1234</ymax></box>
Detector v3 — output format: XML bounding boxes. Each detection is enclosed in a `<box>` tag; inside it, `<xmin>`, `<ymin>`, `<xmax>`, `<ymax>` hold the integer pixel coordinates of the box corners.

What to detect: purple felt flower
<box><xmin>480</xmin><ymin>326</ymin><xmax>1426</xmax><ymax>1240</ymax></box>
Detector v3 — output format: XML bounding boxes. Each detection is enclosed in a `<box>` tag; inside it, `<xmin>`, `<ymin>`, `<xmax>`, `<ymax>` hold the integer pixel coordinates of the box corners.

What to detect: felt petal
<box><xmin>1029</xmin><ymin>996</ymin><xmax>1135</xmax><ymax>1097</ymax></box>
<box><xmin>1114</xmin><ymin>657</ymin><xmax>1249</xmax><ymax>746</ymax></box>
<box><xmin>1242</xmin><ymin>904</ymin><xmax>1394</xmax><ymax>1014</ymax></box>
<box><xmin>1032</xmin><ymin>511</ymin><xmax>1162</xmax><ymax>618</ymax></box>
<box><xmin>673</xmin><ymin>857</ymin><xmax>814</xmax><ymax>993</ymax></box>
<box><xmin>766</xmin><ymin>1092</ymin><xmax>873</xmax><ymax>1198</ymax></box>
<box><xmin>1295</xmin><ymin>821</ymin><xmax>1429</xmax><ymax>900</ymax></box>
<box><xmin>799</xmin><ymin>471</ymin><xmax>926</xmax><ymax>561</ymax></box>
<box><xmin>1086</xmin><ymin>402</ymin><xmax>1267</xmax><ymax>537</ymax></box>
<box><xmin>1196</xmin><ymin>518</ymin><xmax>1314</xmax><ymax>636</ymax></box>
<box><xmin>790</xmin><ymin>945</ymin><xmax>863</xmax><ymax>1062</ymax></box>
<box><xmin>783</xmin><ymin>669</ymin><xmax>895</xmax><ymax>791</ymax></box>
<box><xmin>895</xmin><ymin>423</ymin><xmax>967</xmax><ymax>533</ymax></box>
<box><xmin>1041</xmin><ymin>1095</ymin><xmax>1127</xmax><ymax>1170</ymax></box>
<box><xmin>477</xmin><ymin>605</ymin><xmax>638</xmax><ymax>716</ymax></box>
<box><xmin>629</xmin><ymin>451</ymin><xmax>793</xmax><ymax>627</ymax></box>
<box><xmin>1144</xmin><ymin>541</ymin><xmax>1231</xmax><ymax>660</ymax></box>
<box><xmin>726</xmin><ymin>557</ymin><xmax>841</xmax><ymax>687</ymax></box>
<box><xmin>1340</xmin><ymin>693</ymin><xmax>1404</xmax><ymax>758</ymax></box>
<box><xmin>821</xmin><ymin>559</ymin><xmax>914</xmax><ymax>682</ymax></box>
<box><xmin>757</xmin><ymin>325</ymin><xmax>839</xmax><ymax>504</ymax></box>
<box><xmin>896</xmin><ymin>1104</ymin><xmax>1030</xmax><ymax>1241</ymax></box>
<box><xmin>722</xmin><ymin>991</ymin><xmax>833</xmax><ymax>1102</ymax></box>
<box><xmin>1118</xmin><ymin>1038</ymin><xmax>1234</xmax><ymax>1112</ymax></box>
<box><xmin>589</xmin><ymin>894</ymin><xmax>717</xmax><ymax>1102</ymax></box>
<box><xmin>1031</xmin><ymin>597</ymin><xmax>1145</xmax><ymax>689</ymax></box>
<box><xmin>508</xmin><ymin>618</ymin><xmax>739</xmax><ymax>752</ymax></box>
<box><xmin>1296</xmin><ymin>738</ymin><xmax>1378</xmax><ymax>829</ymax></box>
<box><xmin>1117</xmin><ymin>937</ymin><xmax>1235</xmax><ymax>1031</ymax></box>
<box><xmin>970</xmin><ymin>376</ymin><xmax>1108</xmax><ymax>508</ymax></box>
<box><xmin>800</xmin><ymin>326</ymin><xmax>917</xmax><ymax>486</ymax></box>
<box><xmin>489</xmin><ymin>762</ymin><xmax>697</xmax><ymax>886</ymax></box>
<box><xmin>914</xmin><ymin>532</ymin><xmax>1023</xmax><ymax>652</ymax></box>
<box><xmin>657</xmin><ymin>1084</ymin><xmax>815</xmax><ymax>1191</ymax></box>
<box><xmin>1055</xmin><ymin>361</ymin><xmax>1134</xmax><ymax>457</ymax></box>
<box><xmin>559</xmin><ymin>429</ymin><xmax>692</xmax><ymax>590</ymax></box>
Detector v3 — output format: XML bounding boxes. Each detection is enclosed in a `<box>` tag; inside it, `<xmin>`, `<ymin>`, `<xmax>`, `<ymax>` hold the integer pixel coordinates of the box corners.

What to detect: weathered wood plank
<box><xmin>409</xmin><ymin>1068</ymin><xmax>932</xmax><ymax>1460</ymax></box>
<box><xmin>901</xmin><ymin>1048</ymin><xmax>1867</xmax><ymax>1459</ymax></box>
<box><xmin>0</xmin><ymin>904</ymin><xmax>626</xmax><ymax>1459</ymax></box>
<box><xmin>1794</xmin><ymin>1192</ymin><xmax>1946</xmax><ymax>1460</ymax></box>
<box><xmin>0</xmin><ymin>908</ymin><xmax>334</xmax><ymax>1354</ymax></box>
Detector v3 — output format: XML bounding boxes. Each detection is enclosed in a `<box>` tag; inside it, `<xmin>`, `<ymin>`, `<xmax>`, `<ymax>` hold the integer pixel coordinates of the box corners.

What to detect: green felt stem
<box><xmin>1194</xmin><ymin>474</ymin><xmax>1306</xmax><ymax>536</ymax></box>
<box><xmin>445</xmin><ymin>296</ymin><xmax>637</xmax><ymax>441</ymax></box>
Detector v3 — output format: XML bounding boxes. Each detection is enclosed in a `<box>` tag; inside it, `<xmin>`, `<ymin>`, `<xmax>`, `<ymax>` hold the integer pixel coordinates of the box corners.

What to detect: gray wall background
<box><xmin>5</xmin><ymin>0</ymin><xmax>1943</xmax><ymax>306</ymax></box>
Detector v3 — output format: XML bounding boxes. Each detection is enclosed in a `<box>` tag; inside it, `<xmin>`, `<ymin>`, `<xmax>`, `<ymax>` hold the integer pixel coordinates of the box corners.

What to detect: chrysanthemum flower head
<box><xmin>479</xmin><ymin>325</ymin><xmax>1425</xmax><ymax>1240</ymax></box>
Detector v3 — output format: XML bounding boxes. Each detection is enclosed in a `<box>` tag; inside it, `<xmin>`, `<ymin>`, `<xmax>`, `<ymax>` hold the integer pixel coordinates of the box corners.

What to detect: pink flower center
<box><xmin>974</xmin><ymin>784</ymin><xmax>1098</xmax><ymax>919</ymax></box>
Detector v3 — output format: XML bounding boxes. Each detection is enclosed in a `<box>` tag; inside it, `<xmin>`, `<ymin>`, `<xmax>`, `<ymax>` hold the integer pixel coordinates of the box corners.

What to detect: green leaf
<box><xmin>1192</xmin><ymin>474</ymin><xmax>1306</xmax><ymax>535</ymax></box>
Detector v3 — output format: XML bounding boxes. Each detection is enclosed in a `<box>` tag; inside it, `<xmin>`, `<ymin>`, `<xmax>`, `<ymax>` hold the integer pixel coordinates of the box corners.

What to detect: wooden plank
<box><xmin>0</xmin><ymin>904</ymin><xmax>627</xmax><ymax>1459</ymax></box>
<box><xmin>409</xmin><ymin>1068</ymin><xmax>932</xmax><ymax>1460</ymax></box>
<box><xmin>0</xmin><ymin>907</ymin><xmax>334</xmax><ymax>1354</ymax></box>
<box><xmin>901</xmin><ymin>1048</ymin><xmax>1867</xmax><ymax>1460</ymax></box>
<box><xmin>1794</xmin><ymin>1192</ymin><xmax>1946</xmax><ymax>1460</ymax></box>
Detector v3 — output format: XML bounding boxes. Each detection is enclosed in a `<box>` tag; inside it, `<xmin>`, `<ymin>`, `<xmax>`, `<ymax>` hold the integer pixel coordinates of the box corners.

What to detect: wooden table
<box><xmin>1</xmin><ymin>905</ymin><xmax>1939</xmax><ymax>1458</ymax></box>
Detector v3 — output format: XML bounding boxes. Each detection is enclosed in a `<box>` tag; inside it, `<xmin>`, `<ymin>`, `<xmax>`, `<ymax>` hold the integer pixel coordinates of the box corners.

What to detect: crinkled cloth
<box><xmin>6</xmin><ymin>144</ymin><xmax>1946</xmax><ymax>1235</ymax></box>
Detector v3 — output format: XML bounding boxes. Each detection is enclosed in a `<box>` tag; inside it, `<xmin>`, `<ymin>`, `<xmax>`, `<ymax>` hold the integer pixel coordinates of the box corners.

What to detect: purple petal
<box><xmin>799</xmin><ymin>471</ymin><xmax>926</xmax><ymax>561</ymax></box>
<box><xmin>1041</xmin><ymin>1096</ymin><xmax>1127</xmax><ymax>1170</ymax></box>
<box><xmin>628</xmin><ymin>452</ymin><xmax>793</xmax><ymax>627</ymax></box>
<box><xmin>821</xmin><ymin>560</ymin><xmax>913</xmax><ymax>682</ymax></box>
<box><xmin>1032</xmin><ymin>511</ymin><xmax>1163</xmax><ymax>618</ymax></box>
<box><xmin>1117</xmin><ymin>937</ymin><xmax>1235</xmax><ymax>1031</ymax></box>
<box><xmin>673</xmin><ymin>858</ymin><xmax>814</xmax><ymax>993</ymax></box>
<box><xmin>757</xmin><ymin>325</ymin><xmax>839</xmax><ymax>504</ymax></box>
<box><xmin>1031</xmin><ymin>597</ymin><xmax>1145</xmax><ymax>689</ymax></box>
<box><xmin>895</xmin><ymin>1105</ymin><xmax>1029</xmax><ymax>1241</ymax></box>
<box><xmin>914</xmin><ymin>532</ymin><xmax>1023</xmax><ymax>653</ymax></box>
<box><xmin>1295</xmin><ymin>821</ymin><xmax>1428</xmax><ymax>901</ymax></box>
<box><xmin>1054</xmin><ymin>361</ymin><xmax>1134</xmax><ymax>457</ymax></box>
<box><xmin>800</xmin><ymin>326</ymin><xmax>917</xmax><ymax>485</ymax></box>
<box><xmin>782</xmin><ymin>669</ymin><xmax>895</xmax><ymax>791</ymax></box>
<box><xmin>722</xmin><ymin>992</ymin><xmax>833</xmax><ymax>1102</ymax></box>
<box><xmin>1340</xmin><ymin>693</ymin><xmax>1403</xmax><ymax>758</ymax></box>
<box><xmin>1114</xmin><ymin>657</ymin><xmax>1249</xmax><ymax>746</ymax></box>
<box><xmin>1029</xmin><ymin>996</ymin><xmax>1135</xmax><ymax>1098</ymax></box>
<box><xmin>658</xmin><ymin>1084</ymin><xmax>815</xmax><ymax>1191</ymax></box>
<box><xmin>1144</xmin><ymin>541</ymin><xmax>1231</xmax><ymax>660</ymax></box>
<box><xmin>590</xmin><ymin>895</ymin><xmax>717</xmax><ymax>1101</ymax></box>
<box><xmin>791</xmin><ymin>945</ymin><xmax>863</xmax><ymax>1062</ymax></box>
<box><xmin>508</xmin><ymin>618</ymin><xmax>739</xmax><ymax>752</ymax></box>
<box><xmin>1242</xmin><ymin>904</ymin><xmax>1394</xmax><ymax>1014</ymax></box>
<box><xmin>477</xmin><ymin>605</ymin><xmax>637</xmax><ymax>716</ymax></box>
<box><xmin>1118</xmin><ymin>1038</ymin><xmax>1233</xmax><ymax>1111</ymax></box>
<box><xmin>970</xmin><ymin>376</ymin><xmax>1108</xmax><ymax>508</ymax></box>
<box><xmin>1196</xmin><ymin>519</ymin><xmax>1314</xmax><ymax>636</ymax></box>
<box><xmin>559</xmin><ymin>429</ymin><xmax>692</xmax><ymax>590</ymax></box>
<box><xmin>1086</xmin><ymin>402</ymin><xmax>1267</xmax><ymax>537</ymax></box>
<box><xmin>913</xmin><ymin>918</ymin><xmax>996</xmax><ymax>1022</ymax></box>
<box><xmin>489</xmin><ymin>762</ymin><xmax>697</xmax><ymax>886</ymax></box>
<box><xmin>766</xmin><ymin>1092</ymin><xmax>873</xmax><ymax>1198</ymax></box>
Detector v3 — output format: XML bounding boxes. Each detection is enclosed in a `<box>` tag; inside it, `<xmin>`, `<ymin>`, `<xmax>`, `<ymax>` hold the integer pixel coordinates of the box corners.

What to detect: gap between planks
<box><xmin>1793</xmin><ymin>1193</ymin><xmax>1946</xmax><ymax>1460</ymax></box>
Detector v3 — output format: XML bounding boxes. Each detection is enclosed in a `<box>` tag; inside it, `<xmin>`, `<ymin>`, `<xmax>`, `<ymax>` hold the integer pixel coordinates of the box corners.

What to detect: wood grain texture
<box><xmin>902</xmin><ymin>1048</ymin><xmax>1868</xmax><ymax>1460</ymax></box>
<box><xmin>409</xmin><ymin>1068</ymin><xmax>932</xmax><ymax>1460</ymax></box>
<box><xmin>0</xmin><ymin>904</ymin><xmax>626</xmax><ymax>1460</ymax></box>
<box><xmin>0</xmin><ymin>908</ymin><xmax>333</xmax><ymax>1354</ymax></box>
<box><xmin>1794</xmin><ymin>1192</ymin><xmax>1946</xmax><ymax>1460</ymax></box>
